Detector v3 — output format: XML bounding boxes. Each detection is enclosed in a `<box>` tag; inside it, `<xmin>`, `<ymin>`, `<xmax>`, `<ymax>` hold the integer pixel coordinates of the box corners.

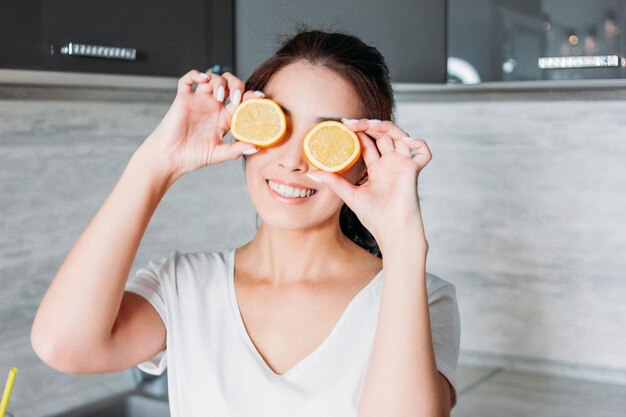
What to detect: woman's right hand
<box><xmin>139</xmin><ymin>69</ymin><xmax>261</xmax><ymax>181</ymax></box>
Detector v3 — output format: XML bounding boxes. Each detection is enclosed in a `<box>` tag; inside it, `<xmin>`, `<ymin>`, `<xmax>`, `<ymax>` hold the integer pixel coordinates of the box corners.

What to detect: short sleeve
<box><xmin>428</xmin><ymin>281</ymin><xmax>461</xmax><ymax>407</ymax></box>
<box><xmin>124</xmin><ymin>251</ymin><xmax>177</xmax><ymax>375</ymax></box>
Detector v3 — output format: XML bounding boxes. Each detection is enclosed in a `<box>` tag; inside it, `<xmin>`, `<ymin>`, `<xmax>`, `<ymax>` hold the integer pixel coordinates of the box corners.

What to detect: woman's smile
<box><xmin>265</xmin><ymin>179</ymin><xmax>319</xmax><ymax>204</ymax></box>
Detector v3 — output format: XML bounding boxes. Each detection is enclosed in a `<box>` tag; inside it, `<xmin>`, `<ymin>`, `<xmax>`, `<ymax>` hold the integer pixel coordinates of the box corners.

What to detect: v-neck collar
<box><xmin>227</xmin><ymin>247</ymin><xmax>383</xmax><ymax>379</ymax></box>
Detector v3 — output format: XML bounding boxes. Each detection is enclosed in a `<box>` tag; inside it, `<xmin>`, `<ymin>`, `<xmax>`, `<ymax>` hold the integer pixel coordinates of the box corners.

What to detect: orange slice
<box><xmin>230</xmin><ymin>98</ymin><xmax>287</xmax><ymax>148</ymax></box>
<box><xmin>303</xmin><ymin>120</ymin><xmax>361</xmax><ymax>174</ymax></box>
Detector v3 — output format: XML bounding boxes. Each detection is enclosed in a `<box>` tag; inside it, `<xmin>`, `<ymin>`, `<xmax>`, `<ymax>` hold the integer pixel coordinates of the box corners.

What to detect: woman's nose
<box><xmin>276</xmin><ymin>128</ymin><xmax>310</xmax><ymax>172</ymax></box>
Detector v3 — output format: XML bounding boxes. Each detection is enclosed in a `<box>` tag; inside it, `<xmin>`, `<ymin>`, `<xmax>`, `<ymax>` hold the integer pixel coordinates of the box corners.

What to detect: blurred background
<box><xmin>1</xmin><ymin>1</ymin><xmax>625</xmax><ymax>416</ymax></box>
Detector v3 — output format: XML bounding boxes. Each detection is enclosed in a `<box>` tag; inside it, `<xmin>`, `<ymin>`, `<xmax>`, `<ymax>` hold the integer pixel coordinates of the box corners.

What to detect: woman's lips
<box><xmin>265</xmin><ymin>180</ymin><xmax>318</xmax><ymax>205</ymax></box>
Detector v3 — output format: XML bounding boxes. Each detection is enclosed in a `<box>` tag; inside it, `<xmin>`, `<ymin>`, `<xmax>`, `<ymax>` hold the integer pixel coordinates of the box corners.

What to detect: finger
<box><xmin>220</xmin><ymin>72</ymin><xmax>245</xmax><ymax>106</ymax></box>
<box><xmin>226</xmin><ymin>90</ymin><xmax>266</xmax><ymax>114</ymax></box>
<box><xmin>356</xmin><ymin>131</ymin><xmax>381</xmax><ymax>167</ymax></box>
<box><xmin>306</xmin><ymin>170</ymin><xmax>357</xmax><ymax>208</ymax></box>
<box><xmin>198</xmin><ymin>74</ymin><xmax>227</xmax><ymax>102</ymax></box>
<box><xmin>375</xmin><ymin>132</ymin><xmax>396</xmax><ymax>155</ymax></box>
<box><xmin>404</xmin><ymin>138</ymin><xmax>433</xmax><ymax>169</ymax></box>
<box><xmin>195</xmin><ymin>71</ymin><xmax>221</xmax><ymax>95</ymax></box>
<box><xmin>244</xmin><ymin>90</ymin><xmax>265</xmax><ymax>100</ymax></box>
<box><xmin>177</xmin><ymin>69</ymin><xmax>210</xmax><ymax>94</ymax></box>
<box><xmin>209</xmin><ymin>141</ymin><xmax>260</xmax><ymax>165</ymax></box>
<box><xmin>341</xmin><ymin>118</ymin><xmax>370</xmax><ymax>131</ymax></box>
<box><xmin>394</xmin><ymin>137</ymin><xmax>412</xmax><ymax>157</ymax></box>
<box><xmin>363</xmin><ymin>120</ymin><xmax>411</xmax><ymax>141</ymax></box>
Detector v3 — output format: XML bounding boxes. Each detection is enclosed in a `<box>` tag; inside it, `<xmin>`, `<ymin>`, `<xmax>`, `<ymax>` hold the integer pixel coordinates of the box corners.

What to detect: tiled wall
<box><xmin>397</xmin><ymin>91</ymin><xmax>626</xmax><ymax>383</ymax></box>
<box><xmin>1</xmin><ymin>87</ymin><xmax>625</xmax><ymax>415</ymax></box>
<box><xmin>0</xmin><ymin>91</ymin><xmax>259</xmax><ymax>416</ymax></box>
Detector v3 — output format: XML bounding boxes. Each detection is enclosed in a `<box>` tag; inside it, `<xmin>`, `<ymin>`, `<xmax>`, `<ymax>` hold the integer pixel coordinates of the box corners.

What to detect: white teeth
<box><xmin>268</xmin><ymin>180</ymin><xmax>316</xmax><ymax>198</ymax></box>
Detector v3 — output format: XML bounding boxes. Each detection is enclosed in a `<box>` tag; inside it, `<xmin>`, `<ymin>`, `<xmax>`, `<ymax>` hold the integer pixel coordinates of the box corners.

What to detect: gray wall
<box><xmin>400</xmin><ymin>92</ymin><xmax>626</xmax><ymax>381</ymax></box>
<box><xmin>0</xmin><ymin>93</ymin><xmax>260</xmax><ymax>416</ymax></box>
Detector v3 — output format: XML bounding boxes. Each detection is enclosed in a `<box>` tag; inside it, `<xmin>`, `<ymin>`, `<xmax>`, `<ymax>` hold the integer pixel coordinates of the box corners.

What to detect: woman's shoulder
<box><xmin>425</xmin><ymin>271</ymin><xmax>456</xmax><ymax>297</ymax></box>
<box><xmin>173</xmin><ymin>247</ymin><xmax>234</xmax><ymax>265</ymax></box>
<box><xmin>142</xmin><ymin>247</ymin><xmax>234</xmax><ymax>281</ymax></box>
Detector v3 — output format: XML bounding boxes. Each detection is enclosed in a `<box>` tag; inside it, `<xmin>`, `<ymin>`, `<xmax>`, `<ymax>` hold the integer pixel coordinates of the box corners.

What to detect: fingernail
<box><xmin>345</xmin><ymin>119</ymin><xmax>359</xmax><ymax>124</ymax></box>
<box><xmin>198</xmin><ymin>72</ymin><xmax>210</xmax><ymax>79</ymax></box>
<box><xmin>367</xmin><ymin>119</ymin><xmax>382</xmax><ymax>125</ymax></box>
<box><xmin>232</xmin><ymin>89</ymin><xmax>242</xmax><ymax>106</ymax></box>
<box><xmin>402</xmin><ymin>136</ymin><xmax>416</xmax><ymax>141</ymax></box>
<box><xmin>307</xmin><ymin>173</ymin><xmax>324</xmax><ymax>183</ymax></box>
<box><xmin>242</xmin><ymin>148</ymin><xmax>259</xmax><ymax>155</ymax></box>
<box><xmin>216</xmin><ymin>86</ymin><xmax>225</xmax><ymax>102</ymax></box>
<box><xmin>253</xmin><ymin>91</ymin><xmax>265</xmax><ymax>97</ymax></box>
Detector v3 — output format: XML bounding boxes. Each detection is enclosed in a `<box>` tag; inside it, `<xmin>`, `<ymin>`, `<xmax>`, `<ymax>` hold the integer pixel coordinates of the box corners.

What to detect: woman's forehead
<box><xmin>265</xmin><ymin>61</ymin><xmax>353</xmax><ymax>92</ymax></box>
<box><xmin>263</xmin><ymin>63</ymin><xmax>361</xmax><ymax>118</ymax></box>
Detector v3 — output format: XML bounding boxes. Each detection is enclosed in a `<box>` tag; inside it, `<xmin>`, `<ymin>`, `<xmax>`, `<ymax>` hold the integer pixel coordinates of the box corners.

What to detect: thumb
<box><xmin>212</xmin><ymin>141</ymin><xmax>259</xmax><ymax>164</ymax></box>
<box><xmin>307</xmin><ymin>170</ymin><xmax>356</xmax><ymax>205</ymax></box>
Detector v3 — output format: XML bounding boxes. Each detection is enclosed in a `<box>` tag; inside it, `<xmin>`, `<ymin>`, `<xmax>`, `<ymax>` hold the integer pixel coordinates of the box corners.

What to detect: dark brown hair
<box><xmin>242</xmin><ymin>24</ymin><xmax>396</xmax><ymax>258</ymax></box>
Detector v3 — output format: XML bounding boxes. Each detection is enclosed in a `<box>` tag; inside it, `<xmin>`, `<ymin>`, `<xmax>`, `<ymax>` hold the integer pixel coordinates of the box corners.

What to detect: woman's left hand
<box><xmin>307</xmin><ymin>119</ymin><xmax>432</xmax><ymax>252</ymax></box>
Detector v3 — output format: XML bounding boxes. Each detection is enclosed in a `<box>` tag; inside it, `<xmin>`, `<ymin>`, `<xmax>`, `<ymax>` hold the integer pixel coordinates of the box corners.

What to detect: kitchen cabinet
<box><xmin>0</xmin><ymin>0</ymin><xmax>234</xmax><ymax>77</ymax></box>
<box><xmin>447</xmin><ymin>0</ymin><xmax>625</xmax><ymax>83</ymax></box>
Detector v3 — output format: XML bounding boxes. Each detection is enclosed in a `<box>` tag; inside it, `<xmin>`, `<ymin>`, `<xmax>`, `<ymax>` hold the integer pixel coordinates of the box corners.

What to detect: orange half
<box><xmin>230</xmin><ymin>98</ymin><xmax>287</xmax><ymax>148</ymax></box>
<box><xmin>303</xmin><ymin>121</ymin><xmax>361</xmax><ymax>174</ymax></box>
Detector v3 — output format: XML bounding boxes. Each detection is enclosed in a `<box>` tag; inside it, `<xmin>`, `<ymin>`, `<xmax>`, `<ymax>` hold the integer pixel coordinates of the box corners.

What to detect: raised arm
<box><xmin>31</xmin><ymin>70</ymin><xmax>259</xmax><ymax>374</ymax></box>
<box><xmin>305</xmin><ymin>119</ymin><xmax>444</xmax><ymax>416</ymax></box>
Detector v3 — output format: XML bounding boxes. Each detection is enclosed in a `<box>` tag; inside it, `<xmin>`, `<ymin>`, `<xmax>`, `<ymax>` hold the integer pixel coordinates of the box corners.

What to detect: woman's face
<box><xmin>244</xmin><ymin>60</ymin><xmax>367</xmax><ymax>231</ymax></box>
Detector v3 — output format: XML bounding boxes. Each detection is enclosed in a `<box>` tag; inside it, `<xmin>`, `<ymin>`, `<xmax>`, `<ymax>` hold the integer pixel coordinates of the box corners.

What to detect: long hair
<box><xmin>242</xmin><ymin>25</ymin><xmax>396</xmax><ymax>259</ymax></box>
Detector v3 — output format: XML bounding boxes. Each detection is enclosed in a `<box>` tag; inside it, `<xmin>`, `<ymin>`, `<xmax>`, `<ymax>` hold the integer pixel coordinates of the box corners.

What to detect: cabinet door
<box><xmin>0</xmin><ymin>0</ymin><xmax>234</xmax><ymax>76</ymax></box>
<box><xmin>448</xmin><ymin>0</ymin><xmax>625</xmax><ymax>83</ymax></box>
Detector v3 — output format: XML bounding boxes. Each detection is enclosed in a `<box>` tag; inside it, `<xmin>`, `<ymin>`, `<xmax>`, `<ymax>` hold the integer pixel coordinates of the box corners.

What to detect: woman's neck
<box><xmin>236</xmin><ymin>220</ymin><xmax>369</xmax><ymax>286</ymax></box>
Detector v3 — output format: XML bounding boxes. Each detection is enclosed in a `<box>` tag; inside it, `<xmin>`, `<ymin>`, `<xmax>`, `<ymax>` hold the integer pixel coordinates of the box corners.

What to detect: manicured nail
<box><xmin>216</xmin><ymin>86</ymin><xmax>225</xmax><ymax>102</ymax></box>
<box><xmin>402</xmin><ymin>136</ymin><xmax>416</xmax><ymax>141</ymax></box>
<box><xmin>242</xmin><ymin>148</ymin><xmax>259</xmax><ymax>155</ymax></box>
<box><xmin>232</xmin><ymin>89</ymin><xmax>242</xmax><ymax>106</ymax></box>
<box><xmin>367</xmin><ymin>119</ymin><xmax>382</xmax><ymax>124</ymax></box>
<box><xmin>253</xmin><ymin>91</ymin><xmax>265</xmax><ymax>97</ymax></box>
<box><xmin>307</xmin><ymin>173</ymin><xmax>324</xmax><ymax>183</ymax></box>
<box><xmin>198</xmin><ymin>72</ymin><xmax>210</xmax><ymax>79</ymax></box>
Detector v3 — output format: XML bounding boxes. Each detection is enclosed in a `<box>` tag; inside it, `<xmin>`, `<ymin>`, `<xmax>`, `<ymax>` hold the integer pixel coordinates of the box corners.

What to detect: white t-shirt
<box><xmin>125</xmin><ymin>248</ymin><xmax>460</xmax><ymax>417</ymax></box>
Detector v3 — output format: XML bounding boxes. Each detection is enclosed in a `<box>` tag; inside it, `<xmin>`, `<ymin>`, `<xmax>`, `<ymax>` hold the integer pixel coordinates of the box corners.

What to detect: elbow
<box><xmin>31</xmin><ymin>331</ymin><xmax>73</xmax><ymax>374</ymax></box>
<box><xmin>31</xmin><ymin>320</ymin><xmax>57</xmax><ymax>368</ymax></box>
<box><xmin>31</xmin><ymin>327</ymin><xmax>97</xmax><ymax>375</ymax></box>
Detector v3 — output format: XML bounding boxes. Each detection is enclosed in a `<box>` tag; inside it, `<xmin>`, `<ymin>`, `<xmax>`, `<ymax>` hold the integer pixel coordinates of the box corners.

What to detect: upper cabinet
<box><xmin>2</xmin><ymin>0</ymin><xmax>622</xmax><ymax>85</ymax></box>
<box><xmin>448</xmin><ymin>0</ymin><xmax>626</xmax><ymax>83</ymax></box>
<box><xmin>0</xmin><ymin>0</ymin><xmax>234</xmax><ymax>77</ymax></box>
<box><xmin>2</xmin><ymin>0</ymin><xmax>447</xmax><ymax>84</ymax></box>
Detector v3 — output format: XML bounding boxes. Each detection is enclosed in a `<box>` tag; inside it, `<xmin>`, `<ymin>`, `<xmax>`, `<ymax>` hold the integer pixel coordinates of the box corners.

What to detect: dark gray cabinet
<box><xmin>0</xmin><ymin>0</ymin><xmax>234</xmax><ymax>76</ymax></box>
<box><xmin>448</xmin><ymin>0</ymin><xmax>626</xmax><ymax>83</ymax></box>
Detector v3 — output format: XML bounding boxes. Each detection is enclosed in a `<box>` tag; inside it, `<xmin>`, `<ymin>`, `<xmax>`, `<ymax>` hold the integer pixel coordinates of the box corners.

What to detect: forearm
<box><xmin>357</xmin><ymin>234</ymin><xmax>444</xmax><ymax>417</ymax></box>
<box><xmin>31</xmin><ymin>145</ymin><xmax>174</xmax><ymax>359</ymax></box>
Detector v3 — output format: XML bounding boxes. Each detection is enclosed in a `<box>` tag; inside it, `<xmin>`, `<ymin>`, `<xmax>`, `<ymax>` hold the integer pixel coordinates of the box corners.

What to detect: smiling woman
<box><xmin>30</xmin><ymin>25</ymin><xmax>460</xmax><ymax>417</ymax></box>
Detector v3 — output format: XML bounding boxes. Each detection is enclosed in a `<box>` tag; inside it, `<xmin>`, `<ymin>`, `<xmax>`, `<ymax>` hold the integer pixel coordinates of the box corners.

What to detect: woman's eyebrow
<box><xmin>281</xmin><ymin>106</ymin><xmax>342</xmax><ymax>123</ymax></box>
<box><xmin>315</xmin><ymin>116</ymin><xmax>343</xmax><ymax>122</ymax></box>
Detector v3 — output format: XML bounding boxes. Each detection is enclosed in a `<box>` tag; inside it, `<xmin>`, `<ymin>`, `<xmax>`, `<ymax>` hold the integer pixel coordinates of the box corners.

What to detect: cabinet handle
<box><xmin>538</xmin><ymin>55</ymin><xmax>622</xmax><ymax>69</ymax></box>
<box><xmin>57</xmin><ymin>43</ymin><xmax>137</xmax><ymax>61</ymax></box>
